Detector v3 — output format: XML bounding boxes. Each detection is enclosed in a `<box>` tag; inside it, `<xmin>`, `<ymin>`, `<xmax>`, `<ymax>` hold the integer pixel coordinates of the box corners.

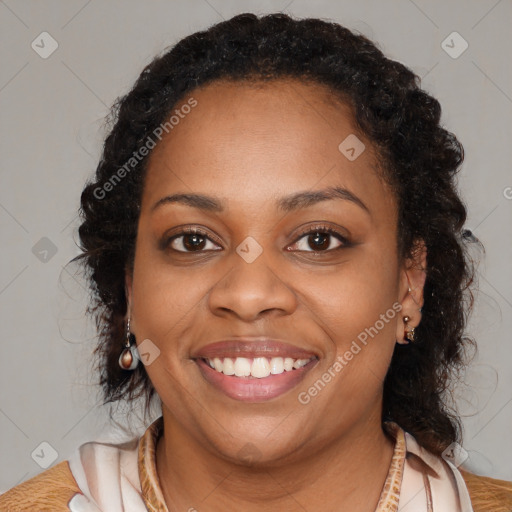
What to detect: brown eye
<box><xmin>307</xmin><ymin>232</ymin><xmax>331</xmax><ymax>251</ymax></box>
<box><xmin>167</xmin><ymin>229</ymin><xmax>221</xmax><ymax>253</ymax></box>
<box><xmin>288</xmin><ymin>226</ymin><xmax>350</xmax><ymax>253</ymax></box>
<box><xmin>181</xmin><ymin>233</ymin><xmax>207</xmax><ymax>251</ymax></box>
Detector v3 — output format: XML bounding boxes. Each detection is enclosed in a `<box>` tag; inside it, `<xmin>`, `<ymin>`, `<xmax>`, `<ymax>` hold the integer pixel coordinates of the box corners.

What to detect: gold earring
<box><xmin>403</xmin><ymin>316</ymin><xmax>416</xmax><ymax>343</ymax></box>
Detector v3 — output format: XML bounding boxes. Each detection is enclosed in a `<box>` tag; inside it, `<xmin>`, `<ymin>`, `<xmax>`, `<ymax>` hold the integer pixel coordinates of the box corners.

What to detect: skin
<box><xmin>125</xmin><ymin>78</ymin><xmax>427</xmax><ymax>511</ymax></box>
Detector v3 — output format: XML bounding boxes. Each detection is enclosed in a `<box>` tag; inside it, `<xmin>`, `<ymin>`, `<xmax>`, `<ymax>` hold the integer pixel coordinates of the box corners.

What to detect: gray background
<box><xmin>1</xmin><ymin>0</ymin><xmax>511</xmax><ymax>492</ymax></box>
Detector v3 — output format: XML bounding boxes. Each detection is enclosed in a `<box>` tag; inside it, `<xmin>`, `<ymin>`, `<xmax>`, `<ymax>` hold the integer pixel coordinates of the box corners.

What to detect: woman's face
<box><xmin>127</xmin><ymin>78</ymin><xmax>422</xmax><ymax>464</ymax></box>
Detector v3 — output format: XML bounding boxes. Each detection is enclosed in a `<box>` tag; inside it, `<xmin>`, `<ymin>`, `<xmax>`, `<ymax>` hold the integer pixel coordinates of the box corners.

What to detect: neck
<box><xmin>155</xmin><ymin>407</ymin><xmax>395</xmax><ymax>512</ymax></box>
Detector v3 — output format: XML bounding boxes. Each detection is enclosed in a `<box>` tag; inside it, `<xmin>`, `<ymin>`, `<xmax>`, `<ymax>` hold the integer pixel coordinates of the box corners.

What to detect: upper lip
<box><xmin>192</xmin><ymin>337</ymin><xmax>319</xmax><ymax>360</ymax></box>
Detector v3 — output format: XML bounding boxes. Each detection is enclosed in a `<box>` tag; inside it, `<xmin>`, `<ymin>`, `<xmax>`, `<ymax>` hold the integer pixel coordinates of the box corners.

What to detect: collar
<box><xmin>138</xmin><ymin>417</ymin><xmax>410</xmax><ymax>512</ymax></box>
<box><xmin>137</xmin><ymin>417</ymin><xmax>473</xmax><ymax>512</ymax></box>
<box><xmin>138</xmin><ymin>416</ymin><xmax>168</xmax><ymax>512</ymax></box>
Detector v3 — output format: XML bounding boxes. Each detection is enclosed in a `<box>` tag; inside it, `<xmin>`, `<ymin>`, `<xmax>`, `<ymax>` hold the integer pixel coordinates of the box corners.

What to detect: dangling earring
<box><xmin>119</xmin><ymin>316</ymin><xmax>139</xmax><ymax>370</ymax></box>
<box><xmin>403</xmin><ymin>315</ymin><xmax>416</xmax><ymax>343</ymax></box>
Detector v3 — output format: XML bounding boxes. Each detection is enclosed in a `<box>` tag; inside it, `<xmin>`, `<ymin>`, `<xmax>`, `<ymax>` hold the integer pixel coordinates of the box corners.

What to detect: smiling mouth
<box><xmin>202</xmin><ymin>355</ymin><xmax>316</xmax><ymax>378</ymax></box>
<box><xmin>194</xmin><ymin>356</ymin><xmax>318</xmax><ymax>402</ymax></box>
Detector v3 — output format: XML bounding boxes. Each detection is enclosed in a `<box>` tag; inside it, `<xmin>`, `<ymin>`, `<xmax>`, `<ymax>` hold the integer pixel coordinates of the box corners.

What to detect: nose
<box><xmin>208</xmin><ymin>248</ymin><xmax>298</xmax><ymax>322</ymax></box>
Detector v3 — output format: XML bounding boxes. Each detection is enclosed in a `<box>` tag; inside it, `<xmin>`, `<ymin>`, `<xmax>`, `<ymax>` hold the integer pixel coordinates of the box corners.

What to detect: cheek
<box><xmin>298</xmin><ymin>243</ymin><xmax>400</xmax><ymax>389</ymax></box>
<box><xmin>130</xmin><ymin>238</ymin><xmax>197</xmax><ymax>346</ymax></box>
<box><xmin>302</xmin><ymin>246</ymin><xmax>399</xmax><ymax>339</ymax></box>
<box><xmin>297</xmin><ymin>272</ymin><xmax>399</xmax><ymax>431</ymax></box>
<box><xmin>130</xmin><ymin>234</ymin><xmax>231</xmax><ymax>359</ymax></box>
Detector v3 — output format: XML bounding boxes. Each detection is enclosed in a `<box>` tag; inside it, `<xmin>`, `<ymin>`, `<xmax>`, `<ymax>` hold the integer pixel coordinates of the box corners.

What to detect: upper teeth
<box><xmin>206</xmin><ymin>356</ymin><xmax>314</xmax><ymax>378</ymax></box>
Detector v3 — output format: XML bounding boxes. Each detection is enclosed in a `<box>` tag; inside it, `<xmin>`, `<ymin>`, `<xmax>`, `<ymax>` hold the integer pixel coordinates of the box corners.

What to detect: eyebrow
<box><xmin>151</xmin><ymin>186</ymin><xmax>370</xmax><ymax>215</ymax></box>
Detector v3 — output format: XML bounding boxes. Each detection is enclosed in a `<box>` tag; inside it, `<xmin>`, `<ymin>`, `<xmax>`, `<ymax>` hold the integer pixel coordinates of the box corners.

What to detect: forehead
<box><xmin>143</xmin><ymin>78</ymin><xmax>395</xmax><ymax>219</ymax></box>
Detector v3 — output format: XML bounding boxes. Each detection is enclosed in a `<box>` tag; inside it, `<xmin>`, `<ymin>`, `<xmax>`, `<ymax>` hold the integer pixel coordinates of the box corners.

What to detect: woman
<box><xmin>1</xmin><ymin>12</ymin><xmax>511</xmax><ymax>512</ymax></box>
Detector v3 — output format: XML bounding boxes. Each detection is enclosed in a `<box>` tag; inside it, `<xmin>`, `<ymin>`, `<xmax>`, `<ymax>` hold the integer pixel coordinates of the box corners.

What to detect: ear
<box><xmin>395</xmin><ymin>239</ymin><xmax>427</xmax><ymax>344</ymax></box>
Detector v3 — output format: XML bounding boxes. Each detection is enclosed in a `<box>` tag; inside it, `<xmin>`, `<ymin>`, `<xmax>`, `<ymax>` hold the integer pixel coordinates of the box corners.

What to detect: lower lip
<box><xmin>195</xmin><ymin>358</ymin><xmax>317</xmax><ymax>402</ymax></box>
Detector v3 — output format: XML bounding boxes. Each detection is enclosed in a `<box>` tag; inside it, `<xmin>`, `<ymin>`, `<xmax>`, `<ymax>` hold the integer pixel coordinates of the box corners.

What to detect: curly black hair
<box><xmin>76</xmin><ymin>12</ymin><xmax>479</xmax><ymax>455</ymax></box>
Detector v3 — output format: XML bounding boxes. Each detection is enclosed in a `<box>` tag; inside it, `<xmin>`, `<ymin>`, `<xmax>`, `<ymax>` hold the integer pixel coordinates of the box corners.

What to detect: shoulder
<box><xmin>0</xmin><ymin>460</ymin><xmax>82</xmax><ymax>512</ymax></box>
<box><xmin>460</xmin><ymin>468</ymin><xmax>512</xmax><ymax>512</ymax></box>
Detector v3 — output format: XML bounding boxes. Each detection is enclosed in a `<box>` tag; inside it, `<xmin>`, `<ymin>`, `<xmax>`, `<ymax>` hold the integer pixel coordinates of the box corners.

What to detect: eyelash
<box><xmin>163</xmin><ymin>224</ymin><xmax>351</xmax><ymax>254</ymax></box>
